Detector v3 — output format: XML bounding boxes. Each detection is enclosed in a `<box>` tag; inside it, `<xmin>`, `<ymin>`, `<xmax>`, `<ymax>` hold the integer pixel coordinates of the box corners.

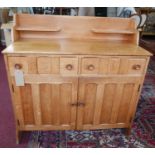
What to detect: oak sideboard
<box><xmin>2</xmin><ymin>14</ymin><xmax>152</xmax><ymax>144</ymax></box>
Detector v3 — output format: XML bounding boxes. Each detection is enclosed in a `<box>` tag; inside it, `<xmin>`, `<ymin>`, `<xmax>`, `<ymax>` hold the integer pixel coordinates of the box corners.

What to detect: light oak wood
<box><xmin>109</xmin><ymin>58</ymin><xmax>121</xmax><ymax>74</ymax></box>
<box><xmin>60</xmin><ymin>57</ymin><xmax>78</xmax><ymax>75</ymax></box>
<box><xmin>9</xmin><ymin>14</ymin><xmax>138</xmax><ymax>43</ymax></box>
<box><xmin>12</xmin><ymin>76</ymin><xmax>78</xmax><ymax>128</ymax></box>
<box><xmin>81</xmin><ymin>57</ymin><xmax>99</xmax><ymax>74</ymax></box>
<box><xmin>2</xmin><ymin>14</ymin><xmax>152</xmax><ymax>143</ymax></box>
<box><xmin>31</xmin><ymin>84</ymin><xmax>42</xmax><ymax>125</ymax></box>
<box><xmin>3</xmin><ymin>40</ymin><xmax>152</xmax><ymax>56</ymax></box>
<box><xmin>91</xmin><ymin>28</ymin><xmax>137</xmax><ymax>34</ymax></box>
<box><xmin>15</xmin><ymin>26</ymin><xmax>61</xmax><ymax>32</ymax></box>
<box><xmin>77</xmin><ymin>77</ymin><xmax>141</xmax><ymax>130</ymax></box>
<box><xmin>8</xmin><ymin>56</ymin><xmax>148</xmax><ymax>76</ymax></box>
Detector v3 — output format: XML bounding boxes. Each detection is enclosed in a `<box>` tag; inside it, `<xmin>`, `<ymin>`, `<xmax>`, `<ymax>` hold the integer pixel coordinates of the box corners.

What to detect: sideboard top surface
<box><xmin>2</xmin><ymin>14</ymin><xmax>152</xmax><ymax>56</ymax></box>
<box><xmin>2</xmin><ymin>39</ymin><xmax>152</xmax><ymax>56</ymax></box>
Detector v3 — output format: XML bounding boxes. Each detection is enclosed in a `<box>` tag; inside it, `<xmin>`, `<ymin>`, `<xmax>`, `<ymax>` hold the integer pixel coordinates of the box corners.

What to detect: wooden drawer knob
<box><xmin>14</xmin><ymin>64</ymin><xmax>22</xmax><ymax>69</ymax></box>
<box><xmin>87</xmin><ymin>64</ymin><xmax>95</xmax><ymax>71</ymax></box>
<box><xmin>71</xmin><ymin>103</ymin><xmax>77</xmax><ymax>106</ymax></box>
<box><xmin>77</xmin><ymin>102</ymin><xmax>85</xmax><ymax>106</ymax></box>
<box><xmin>132</xmin><ymin>64</ymin><xmax>141</xmax><ymax>70</ymax></box>
<box><xmin>66</xmin><ymin>64</ymin><xmax>73</xmax><ymax>70</ymax></box>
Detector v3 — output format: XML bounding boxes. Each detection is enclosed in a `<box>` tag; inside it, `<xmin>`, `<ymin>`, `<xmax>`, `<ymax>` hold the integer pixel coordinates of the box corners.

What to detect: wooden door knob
<box><xmin>132</xmin><ymin>64</ymin><xmax>141</xmax><ymax>70</ymax></box>
<box><xmin>66</xmin><ymin>64</ymin><xmax>73</xmax><ymax>70</ymax></box>
<box><xmin>14</xmin><ymin>64</ymin><xmax>22</xmax><ymax>69</ymax></box>
<box><xmin>71</xmin><ymin>103</ymin><xmax>77</xmax><ymax>106</ymax></box>
<box><xmin>87</xmin><ymin>64</ymin><xmax>95</xmax><ymax>71</ymax></box>
<box><xmin>78</xmin><ymin>102</ymin><xmax>85</xmax><ymax>106</ymax></box>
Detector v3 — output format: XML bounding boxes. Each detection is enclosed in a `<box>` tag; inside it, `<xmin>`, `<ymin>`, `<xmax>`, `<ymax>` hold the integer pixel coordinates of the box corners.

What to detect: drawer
<box><xmin>60</xmin><ymin>57</ymin><xmax>78</xmax><ymax>75</ymax></box>
<box><xmin>8</xmin><ymin>56</ymin><xmax>78</xmax><ymax>75</ymax></box>
<box><xmin>80</xmin><ymin>57</ymin><xmax>147</xmax><ymax>75</ymax></box>
<box><xmin>8</xmin><ymin>57</ymin><xmax>37</xmax><ymax>75</ymax></box>
<box><xmin>126</xmin><ymin>58</ymin><xmax>147</xmax><ymax>74</ymax></box>
<box><xmin>80</xmin><ymin>57</ymin><xmax>99</xmax><ymax>74</ymax></box>
<box><xmin>8</xmin><ymin>56</ymin><xmax>60</xmax><ymax>75</ymax></box>
<box><xmin>8</xmin><ymin>56</ymin><xmax>147</xmax><ymax>76</ymax></box>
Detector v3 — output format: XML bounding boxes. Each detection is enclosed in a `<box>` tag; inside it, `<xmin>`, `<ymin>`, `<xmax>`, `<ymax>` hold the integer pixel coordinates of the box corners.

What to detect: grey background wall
<box><xmin>107</xmin><ymin>7</ymin><xmax>117</xmax><ymax>17</ymax></box>
<box><xmin>0</xmin><ymin>8</ymin><xmax>5</xmax><ymax>45</ymax></box>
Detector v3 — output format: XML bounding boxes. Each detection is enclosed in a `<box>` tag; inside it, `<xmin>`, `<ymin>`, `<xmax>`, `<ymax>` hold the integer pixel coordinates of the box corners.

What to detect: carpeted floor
<box><xmin>0</xmin><ymin>37</ymin><xmax>155</xmax><ymax>147</ymax></box>
<box><xmin>0</xmin><ymin>47</ymin><xmax>28</xmax><ymax>148</ymax></box>
<box><xmin>140</xmin><ymin>36</ymin><xmax>155</xmax><ymax>55</ymax></box>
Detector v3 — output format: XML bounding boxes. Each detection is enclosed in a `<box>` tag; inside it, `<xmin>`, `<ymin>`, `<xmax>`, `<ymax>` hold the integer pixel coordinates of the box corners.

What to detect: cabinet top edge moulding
<box><xmin>2</xmin><ymin>14</ymin><xmax>152</xmax><ymax>56</ymax></box>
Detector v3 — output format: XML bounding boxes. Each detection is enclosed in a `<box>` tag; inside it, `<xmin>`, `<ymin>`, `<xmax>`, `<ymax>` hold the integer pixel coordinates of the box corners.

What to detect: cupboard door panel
<box><xmin>13</xmin><ymin>77</ymin><xmax>78</xmax><ymax>129</ymax></box>
<box><xmin>20</xmin><ymin>84</ymin><xmax>35</xmax><ymax>125</ymax></box>
<box><xmin>40</xmin><ymin>84</ymin><xmax>52</xmax><ymax>124</ymax></box>
<box><xmin>117</xmin><ymin>84</ymin><xmax>135</xmax><ymax>123</ymax></box>
<box><xmin>60</xmin><ymin>83</ymin><xmax>72</xmax><ymax>124</ymax></box>
<box><xmin>77</xmin><ymin>77</ymin><xmax>140</xmax><ymax>130</ymax></box>
<box><xmin>83</xmin><ymin>83</ymin><xmax>97</xmax><ymax>124</ymax></box>
<box><xmin>13</xmin><ymin>83</ymin><xmax>35</xmax><ymax>126</ymax></box>
<box><xmin>100</xmin><ymin>84</ymin><xmax>116</xmax><ymax>123</ymax></box>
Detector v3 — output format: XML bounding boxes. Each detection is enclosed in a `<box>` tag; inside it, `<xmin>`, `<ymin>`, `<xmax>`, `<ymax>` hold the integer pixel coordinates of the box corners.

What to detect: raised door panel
<box><xmin>12</xmin><ymin>76</ymin><xmax>78</xmax><ymax>130</ymax></box>
<box><xmin>77</xmin><ymin>77</ymin><xmax>141</xmax><ymax>130</ymax></box>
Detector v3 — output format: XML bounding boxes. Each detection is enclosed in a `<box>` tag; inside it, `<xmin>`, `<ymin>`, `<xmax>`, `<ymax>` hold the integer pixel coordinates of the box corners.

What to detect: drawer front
<box><xmin>8</xmin><ymin>57</ymin><xmax>37</xmax><ymax>75</ymax></box>
<box><xmin>60</xmin><ymin>57</ymin><xmax>78</xmax><ymax>75</ymax></box>
<box><xmin>126</xmin><ymin>58</ymin><xmax>147</xmax><ymax>74</ymax></box>
<box><xmin>8</xmin><ymin>56</ymin><xmax>147</xmax><ymax>76</ymax></box>
<box><xmin>8</xmin><ymin>56</ymin><xmax>78</xmax><ymax>76</ymax></box>
<box><xmin>99</xmin><ymin>57</ymin><xmax>121</xmax><ymax>74</ymax></box>
<box><xmin>80</xmin><ymin>57</ymin><xmax>147</xmax><ymax>75</ymax></box>
<box><xmin>80</xmin><ymin>57</ymin><xmax>99</xmax><ymax>74</ymax></box>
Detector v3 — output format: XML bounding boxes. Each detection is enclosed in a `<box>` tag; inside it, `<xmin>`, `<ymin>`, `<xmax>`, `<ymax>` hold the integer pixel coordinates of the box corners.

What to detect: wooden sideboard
<box><xmin>2</xmin><ymin>14</ymin><xmax>152</xmax><ymax>144</ymax></box>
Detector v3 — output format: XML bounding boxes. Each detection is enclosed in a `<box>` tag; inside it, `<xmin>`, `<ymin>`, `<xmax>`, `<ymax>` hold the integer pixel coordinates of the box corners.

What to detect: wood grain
<box><xmin>2</xmin><ymin>14</ymin><xmax>151</xmax><ymax>142</ymax></box>
<box><xmin>10</xmin><ymin>14</ymin><xmax>139</xmax><ymax>44</ymax></box>
<box><xmin>31</xmin><ymin>84</ymin><xmax>41</xmax><ymax>125</ymax></box>
<box><xmin>2</xmin><ymin>40</ymin><xmax>152</xmax><ymax>56</ymax></box>
<box><xmin>19</xmin><ymin>84</ymin><xmax>34</xmax><ymax>125</ymax></box>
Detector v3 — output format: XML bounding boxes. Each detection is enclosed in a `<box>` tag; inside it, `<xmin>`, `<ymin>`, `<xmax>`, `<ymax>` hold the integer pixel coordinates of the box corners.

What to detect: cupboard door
<box><xmin>77</xmin><ymin>77</ymin><xmax>141</xmax><ymax>130</ymax></box>
<box><xmin>12</xmin><ymin>76</ymin><xmax>78</xmax><ymax>130</ymax></box>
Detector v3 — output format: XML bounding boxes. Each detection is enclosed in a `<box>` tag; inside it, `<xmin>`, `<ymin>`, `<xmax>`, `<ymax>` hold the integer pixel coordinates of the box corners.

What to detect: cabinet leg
<box><xmin>125</xmin><ymin>127</ymin><xmax>132</xmax><ymax>136</ymax></box>
<box><xmin>16</xmin><ymin>130</ymin><xmax>22</xmax><ymax>144</ymax></box>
